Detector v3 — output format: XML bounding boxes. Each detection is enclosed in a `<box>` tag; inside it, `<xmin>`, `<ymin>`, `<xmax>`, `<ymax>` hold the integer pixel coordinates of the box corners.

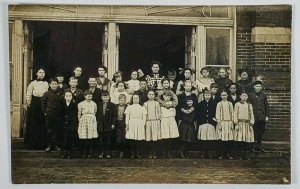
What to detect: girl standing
<box><xmin>96</xmin><ymin>65</ymin><xmax>111</xmax><ymax>92</ymax></box>
<box><xmin>126</xmin><ymin>70</ymin><xmax>141</xmax><ymax>94</ymax></box>
<box><xmin>144</xmin><ymin>90</ymin><xmax>161</xmax><ymax>159</ymax></box>
<box><xmin>197</xmin><ymin>89</ymin><xmax>217</xmax><ymax>159</ymax></box>
<box><xmin>198</xmin><ymin>67</ymin><xmax>215</xmax><ymax>102</ymax></box>
<box><xmin>234</xmin><ymin>92</ymin><xmax>255</xmax><ymax>160</ymax></box>
<box><xmin>77</xmin><ymin>90</ymin><xmax>98</xmax><ymax>158</ymax></box>
<box><xmin>125</xmin><ymin>94</ymin><xmax>147</xmax><ymax>159</ymax></box>
<box><xmin>178</xmin><ymin>96</ymin><xmax>197</xmax><ymax>159</ymax></box>
<box><xmin>110</xmin><ymin>71</ymin><xmax>123</xmax><ymax>96</ymax></box>
<box><xmin>160</xmin><ymin>91</ymin><xmax>179</xmax><ymax>158</ymax></box>
<box><xmin>110</xmin><ymin>81</ymin><xmax>131</xmax><ymax>104</ymax></box>
<box><xmin>216</xmin><ymin>90</ymin><xmax>234</xmax><ymax>160</ymax></box>
<box><xmin>25</xmin><ymin>68</ymin><xmax>49</xmax><ymax>150</ymax></box>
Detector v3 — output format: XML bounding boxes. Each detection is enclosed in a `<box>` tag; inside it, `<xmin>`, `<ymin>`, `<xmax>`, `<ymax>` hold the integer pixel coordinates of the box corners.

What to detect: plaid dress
<box><xmin>78</xmin><ymin>100</ymin><xmax>98</xmax><ymax>139</ymax></box>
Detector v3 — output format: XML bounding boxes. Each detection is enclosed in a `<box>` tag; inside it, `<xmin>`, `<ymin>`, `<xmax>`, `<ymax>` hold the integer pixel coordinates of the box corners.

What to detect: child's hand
<box><xmin>111</xmin><ymin>125</ymin><xmax>115</xmax><ymax>129</ymax></box>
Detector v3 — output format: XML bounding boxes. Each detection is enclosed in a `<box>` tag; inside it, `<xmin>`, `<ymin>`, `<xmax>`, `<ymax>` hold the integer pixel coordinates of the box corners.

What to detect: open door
<box><xmin>185</xmin><ymin>27</ymin><xmax>197</xmax><ymax>78</ymax></box>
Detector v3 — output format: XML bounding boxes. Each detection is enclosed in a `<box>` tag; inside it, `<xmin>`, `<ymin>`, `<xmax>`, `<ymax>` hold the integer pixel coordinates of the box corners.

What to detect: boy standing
<box><xmin>41</xmin><ymin>78</ymin><xmax>61</xmax><ymax>152</ymax></box>
<box><xmin>248</xmin><ymin>81</ymin><xmax>269</xmax><ymax>152</ymax></box>
<box><xmin>97</xmin><ymin>91</ymin><xmax>116</xmax><ymax>158</ymax></box>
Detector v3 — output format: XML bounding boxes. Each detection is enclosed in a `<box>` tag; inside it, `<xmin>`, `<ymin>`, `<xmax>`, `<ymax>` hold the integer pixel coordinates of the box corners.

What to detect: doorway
<box><xmin>119</xmin><ymin>24</ymin><xmax>187</xmax><ymax>80</ymax></box>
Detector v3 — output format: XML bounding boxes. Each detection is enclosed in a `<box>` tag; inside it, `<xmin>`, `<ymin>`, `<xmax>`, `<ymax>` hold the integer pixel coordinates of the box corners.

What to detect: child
<box><xmin>60</xmin><ymin>91</ymin><xmax>77</xmax><ymax>159</ymax></box>
<box><xmin>197</xmin><ymin>89</ymin><xmax>217</xmax><ymax>159</ymax></box>
<box><xmin>41</xmin><ymin>78</ymin><xmax>61</xmax><ymax>152</ymax></box>
<box><xmin>88</xmin><ymin>75</ymin><xmax>102</xmax><ymax>104</ymax></box>
<box><xmin>167</xmin><ymin>69</ymin><xmax>178</xmax><ymax>93</ymax></box>
<box><xmin>236</xmin><ymin>69</ymin><xmax>254</xmax><ymax>94</ymax></box>
<box><xmin>227</xmin><ymin>83</ymin><xmax>240</xmax><ymax>106</ymax></box>
<box><xmin>77</xmin><ymin>90</ymin><xmax>98</xmax><ymax>158</ymax></box>
<box><xmin>110</xmin><ymin>81</ymin><xmax>131</xmax><ymax>104</ymax></box>
<box><xmin>136</xmin><ymin>79</ymin><xmax>148</xmax><ymax>105</ymax></box>
<box><xmin>96</xmin><ymin>65</ymin><xmax>111</xmax><ymax>92</ymax></box>
<box><xmin>97</xmin><ymin>91</ymin><xmax>116</xmax><ymax>159</ymax></box>
<box><xmin>178</xmin><ymin>96</ymin><xmax>197</xmax><ymax>159</ymax></box>
<box><xmin>248</xmin><ymin>81</ymin><xmax>269</xmax><ymax>152</ymax></box>
<box><xmin>160</xmin><ymin>91</ymin><xmax>179</xmax><ymax>158</ymax></box>
<box><xmin>144</xmin><ymin>90</ymin><xmax>161</xmax><ymax>159</ymax></box>
<box><xmin>115</xmin><ymin>94</ymin><xmax>128</xmax><ymax>158</ymax></box>
<box><xmin>64</xmin><ymin>76</ymin><xmax>84</xmax><ymax>104</ymax></box>
<box><xmin>125</xmin><ymin>94</ymin><xmax>147</xmax><ymax>159</ymax></box>
<box><xmin>216</xmin><ymin>90</ymin><xmax>234</xmax><ymax>159</ymax></box>
<box><xmin>198</xmin><ymin>67</ymin><xmax>215</xmax><ymax>102</ymax></box>
<box><xmin>156</xmin><ymin>78</ymin><xmax>178</xmax><ymax>109</ymax></box>
<box><xmin>210</xmin><ymin>83</ymin><xmax>221</xmax><ymax>103</ymax></box>
<box><xmin>126</xmin><ymin>70</ymin><xmax>141</xmax><ymax>94</ymax></box>
<box><xmin>110</xmin><ymin>71</ymin><xmax>123</xmax><ymax>96</ymax></box>
<box><xmin>71</xmin><ymin>66</ymin><xmax>87</xmax><ymax>90</ymax></box>
<box><xmin>215</xmin><ymin>68</ymin><xmax>233</xmax><ymax>95</ymax></box>
<box><xmin>233</xmin><ymin>92</ymin><xmax>255</xmax><ymax>160</ymax></box>
<box><xmin>176</xmin><ymin>68</ymin><xmax>199</xmax><ymax>96</ymax></box>
<box><xmin>56</xmin><ymin>73</ymin><xmax>68</xmax><ymax>96</ymax></box>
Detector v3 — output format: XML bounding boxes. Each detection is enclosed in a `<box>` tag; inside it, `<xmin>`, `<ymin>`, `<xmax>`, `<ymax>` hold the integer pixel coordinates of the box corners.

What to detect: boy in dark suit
<box><xmin>97</xmin><ymin>91</ymin><xmax>116</xmax><ymax>158</ymax></box>
<box><xmin>87</xmin><ymin>75</ymin><xmax>102</xmax><ymax>104</ymax></box>
<box><xmin>248</xmin><ymin>81</ymin><xmax>269</xmax><ymax>152</ymax></box>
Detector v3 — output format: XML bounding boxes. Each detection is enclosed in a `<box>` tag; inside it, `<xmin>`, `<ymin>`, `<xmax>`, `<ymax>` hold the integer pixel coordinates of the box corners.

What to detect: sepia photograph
<box><xmin>4</xmin><ymin>1</ymin><xmax>293</xmax><ymax>186</ymax></box>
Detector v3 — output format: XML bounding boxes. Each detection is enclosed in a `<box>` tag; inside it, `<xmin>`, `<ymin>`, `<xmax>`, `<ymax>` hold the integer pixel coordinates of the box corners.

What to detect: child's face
<box><xmin>140</xmin><ymin>81</ymin><xmax>147</xmax><ymax>89</ymax></box>
<box><xmin>117</xmin><ymin>83</ymin><xmax>125</xmax><ymax>92</ymax></box>
<box><xmin>241</xmin><ymin>72</ymin><xmax>249</xmax><ymax>80</ymax></box>
<box><xmin>219</xmin><ymin>69</ymin><xmax>227</xmax><ymax>78</ymax></box>
<box><xmin>88</xmin><ymin>78</ymin><xmax>97</xmax><ymax>87</ymax></box>
<box><xmin>162</xmin><ymin>80</ymin><xmax>170</xmax><ymax>89</ymax></box>
<box><xmin>220</xmin><ymin>92</ymin><xmax>228</xmax><ymax>100</ymax></box>
<box><xmin>204</xmin><ymin>93</ymin><xmax>212</xmax><ymax>101</ymax></box>
<box><xmin>201</xmin><ymin>69</ymin><xmax>210</xmax><ymax>78</ymax></box>
<box><xmin>64</xmin><ymin>92</ymin><xmax>73</xmax><ymax>102</ymax></box>
<box><xmin>229</xmin><ymin>85</ymin><xmax>237</xmax><ymax>94</ymax></box>
<box><xmin>69</xmin><ymin>79</ymin><xmax>78</xmax><ymax>88</ymax></box>
<box><xmin>101</xmin><ymin>95</ymin><xmax>110</xmax><ymax>103</ymax></box>
<box><xmin>132</xmin><ymin>95</ymin><xmax>140</xmax><ymax>104</ymax></box>
<box><xmin>151</xmin><ymin>64</ymin><xmax>160</xmax><ymax>74</ymax></box>
<box><xmin>147</xmin><ymin>91</ymin><xmax>155</xmax><ymax>100</ymax></box>
<box><xmin>74</xmin><ymin>67</ymin><xmax>82</xmax><ymax>77</ymax></box>
<box><xmin>56</xmin><ymin>76</ymin><xmax>64</xmax><ymax>83</ymax></box>
<box><xmin>85</xmin><ymin>94</ymin><xmax>93</xmax><ymax>101</ymax></box>
<box><xmin>168</xmin><ymin>75</ymin><xmax>176</xmax><ymax>81</ymax></box>
<box><xmin>211</xmin><ymin>87</ymin><xmax>218</xmax><ymax>95</ymax></box>
<box><xmin>49</xmin><ymin>81</ymin><xmax>58</xmax><ymax>90</ymax></box>
<box><xmin>240</xmin><ymin>93</ymin><xmax>248</xmax><ymax>101</ymax></box>
<box><xmin>184</xmin><ymin>82</ymin><xmax>192</xmax><ymax>92</ymax></box>
<box><xmin>163</xmin><ymin>95</ymin><xmax>171</xmax><ymax>101</ymax></box>
<box><xmin>116</xmin><ymin>76</ymin><xmax>122</xmax><ymax>82</ymax></box>
<box><xmin>118</xmin><ymin>98</ymin><xmax>126</xmax><ymax>105</ymax></box>
<box><xmin>254</xmin><ymin>84</ymin><xmax>262</xmax><ymax>93</ymax></box>
<box><xmin>184</xmin><ymin>70</ymin><xmax>192</xmax><ymax>79</ymax></box>
<box><xmin>186</xmin><ymin>100</ymin><xmax>193</xmax><ymax>107</ymax></box>
<box><xmin>131</xmin><ymin>71</ymin><xmax>138</xmax><ymax>80</ymax></box>
<box><xmin>36</xmin><ymin>69</ymin><xmax>45</xmax><ymax>79</ymax></box>
<box><xmin>98</xmin><ymin>68</ymin><xmax>106</xmax><ymax>77</ymax></box>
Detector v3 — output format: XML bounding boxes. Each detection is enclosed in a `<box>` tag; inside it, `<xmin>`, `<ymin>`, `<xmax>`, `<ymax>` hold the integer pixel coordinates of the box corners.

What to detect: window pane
<box><xmin>206</xmin><ymin>28</ymin><xmax>230</xmax><ymax>66</ymax></box>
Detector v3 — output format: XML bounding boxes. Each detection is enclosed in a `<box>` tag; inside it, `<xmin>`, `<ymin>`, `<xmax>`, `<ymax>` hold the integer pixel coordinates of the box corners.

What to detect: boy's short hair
<box><xmin>210</xmin><ymin>83</ymin><xmax>218</xmax><ymax>89</ymax></box>
<box><xmin>88</xmin><ymin>75</ymin><xmax>97</xmax><ymax>80</ymax></box>
<box><xmin>118</xmin><ymin>94</ymin><xmax>127</xmax><ymax>100</ymax></box>
<box><xmin>184</xmin><ymin>68</ymin><xmax>194</xmax><ymax>75</ymax></box>
<box><xmin>139</xmin><ymin>78</ymin><xmax>147</xmax><ymax>83</ymax></box>
<box><xmin>101</xmin><ymin>91</ymin><xmax>110</xmax><ymax>97</ymax></box>
<box><xmin>69</xmin><ymin>76</ymin><xmax>78</xmax><ymax>82</ymax></box>
<box><xmin>83</xmin><ymin>90</ymin><xmax>93</xmax><ymax>96</ymax></box>
<box><xmin>168</xmin><ymin>69</ymin><xmax>177</xmax><ymax>76</ymax></box>
<box><xmin>253</xmin><ymin>80</ymin><xmax>263</xmax><ymax>86</ymax></box>
<box><xmin>98</xmin><ymin>65</ymin><xmax>107</xmax><ymax>72</ymax></box>
<box><xmin>49</xmin><ymin>78</ymin><xmax>58</xmax><ymax>84</ymax></box>
<box><xmin>64</xmin><ymin>91</ymin><xmax>73</xmax><ymax>96</ymax></box>
<box><xmin>112</xmin><ymin>71</ymin><xmax>123</xmax><ymax>82</ymax></box>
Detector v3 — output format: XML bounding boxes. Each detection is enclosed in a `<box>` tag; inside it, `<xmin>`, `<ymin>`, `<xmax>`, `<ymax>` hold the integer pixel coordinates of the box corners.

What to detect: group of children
<box><xmin>25</xmin><ymin>62</ymin><xmax>269</xmax><ymax>160</ymax></box>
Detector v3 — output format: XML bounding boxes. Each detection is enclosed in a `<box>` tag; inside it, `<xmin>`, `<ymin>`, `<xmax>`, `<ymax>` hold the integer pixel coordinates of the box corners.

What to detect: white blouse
<box><xmin>26</xmin><ymin>80</ymin><xmax>49</xmax><ymax>103</ymax></box>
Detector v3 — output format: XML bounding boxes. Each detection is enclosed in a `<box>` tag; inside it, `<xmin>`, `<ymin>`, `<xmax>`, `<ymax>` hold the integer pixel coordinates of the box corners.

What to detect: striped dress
<box><xmin>233</xmin><ymin>102</ymin><xmax>255</xmax><ymax>143</ymax></box>
<box><xmin>77</xmin><ymin>100</ymin><xmax>98</xmax><ymax>139</ymax></box>
<box><xmin>216</xmin><ymin>100</ymin><xmax>234</xmax><ymax>141</ymax></box>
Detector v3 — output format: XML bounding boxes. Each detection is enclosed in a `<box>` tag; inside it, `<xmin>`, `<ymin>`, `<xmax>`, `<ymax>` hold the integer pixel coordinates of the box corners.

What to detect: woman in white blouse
<box><xmin>25</xmin><ymin>68</ymin><xmax>49</xmax><ymax>150</ymax></box>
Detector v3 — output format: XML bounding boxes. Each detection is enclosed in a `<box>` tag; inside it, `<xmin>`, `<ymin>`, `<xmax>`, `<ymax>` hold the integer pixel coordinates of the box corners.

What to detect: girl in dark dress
<box><xmin>178</xmin><ymin>96</ymin><xmax>197</xmax><ymax>158</ymax></box>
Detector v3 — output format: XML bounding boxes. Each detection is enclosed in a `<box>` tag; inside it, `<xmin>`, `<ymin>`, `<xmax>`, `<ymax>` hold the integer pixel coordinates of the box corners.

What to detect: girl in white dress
<box><xmin>216</xmin><ymin>90</ymin><xmax>234</xmax><ymax>160</ymax></box>
<box><xmin>109</xmin><ymin>71</ymin><xmax>123</xmax><ymax>96</ymax></box>
<box><xmin>126</xmin><ymin>70</ymin><xmax>141</xmax><ymax>94</ymax></box>
<box><xmin>125</xmin><ymin>94</ymin><xmax>147</xmax><ymax>159</ymax></box>
<box><xmin>110</xmin><ymin>81</ymin><xmax>131</xmax><ymax>104</ymax></box>
<box><xmin>160</xmin><ymin>91</ymin><xmax>179</xmax><ymax>158</ymax></box>
<box><xmin>144</xmin><ymin>90</ymin><xmax>161</xmax><ymax>159</ymax></box>
<box><xmin>77</xmin><ymin>90</ymin><xmax>98</xmax><ymax>158</ymax></box>
<box><xmin>233</xmin><ymin>92</ymin><xmax>255</xmax><ymax>160</ymax></box>
<box><xmin>198</xmin><ymin>67</ymin><xmax>215</xmax><ymax>102</ymax></box>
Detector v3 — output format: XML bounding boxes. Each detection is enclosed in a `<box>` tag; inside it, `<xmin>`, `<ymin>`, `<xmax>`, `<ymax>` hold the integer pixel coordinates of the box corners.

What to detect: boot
<box><xmin>45</xmin><ymin>145</ymin><xmax>52</xmax><ymax>152</ymax></box>
<box><xmin>258</xmin><ymin>143</ymin><xmax>267</xmax><ymax>152</ymax></box>
<box><xmin>61</xmin><ymin>151</ymin><xmax>68</xmax><ymax>159</ymax></box>
<box><xmin>119</xmin><ymin>151</ymin><xmax>124</xmax><ymax>159</ymax></box>
<box><xmin>136</xmin><ymin>151</ymin><xmax>142</xmax><ymax>159</ymax></box>
<box><xmin>67</xmin><ymin>151</ymin><xmax>71</xmax><ymax>159</ymax></box>
<box><xmin>167</xmin><ymin>150</ymin><xmax>172</xmax><ymax>159</ymax></box>
<box><xmin>148</xmin><ymin>151</ymin><xmax>153</xmax><ymax>159</ymax></box>
<box><xmin>251</xmin><ymin>142</ymin><xmax>258</xmax><ymax>152</ymax></box>
<box><xmin>152</xmin><ymin>150</ymin><xmax>157</xmax><ymax>159</ymax></box>
<box><xmin>99</xmin><ymin>152</ymin><xmax>104</xmax><ymax>159</ymax></box>
<box><xmin>106</xmin><ymin>151</ymin><xmax>111</xmax><ymax>159</ymax></box>
<box><xmin>87</xmin><ymin>149</ymin><xmax>93</xmax><ymax>158</ymax></box>
<box><xmin>226</xmin><ymin>152</ymin><xmax>234</xmax><ymax>160</ymax></box>
<box><xmin>130</xmin><ymin>151</ymin><xmax>135</xmax><ymax>159</ymax></box>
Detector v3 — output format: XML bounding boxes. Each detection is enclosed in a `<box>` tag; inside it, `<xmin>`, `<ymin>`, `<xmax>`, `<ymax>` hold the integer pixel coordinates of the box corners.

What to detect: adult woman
<box><xmin>25</xmin><ymin>68</ymin><xmax>49</xmax><ymax>150</ymax></box>
<box><xmin>71</xmin><ymin>66</ymin><xmax>87</xmax><ymax>90</ymax></box>
<box><xmin>145</xmin><ymin>61</ymin><xmax>164</xmax><ymax>91</ymax></box>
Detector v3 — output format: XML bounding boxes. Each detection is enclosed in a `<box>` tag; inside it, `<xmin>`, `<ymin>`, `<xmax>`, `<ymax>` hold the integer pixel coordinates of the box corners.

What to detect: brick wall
<box><xmin>236</xmin><ymin>6</ymin><xmax>291</xmax><ymax>143</ymax></box>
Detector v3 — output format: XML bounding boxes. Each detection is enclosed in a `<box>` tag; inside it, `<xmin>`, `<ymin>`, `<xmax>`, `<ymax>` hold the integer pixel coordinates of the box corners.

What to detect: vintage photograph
<box><xmin>9</xmin><ymin>4</ymin><xmax>291</xmax><ymax>184</ymax></box>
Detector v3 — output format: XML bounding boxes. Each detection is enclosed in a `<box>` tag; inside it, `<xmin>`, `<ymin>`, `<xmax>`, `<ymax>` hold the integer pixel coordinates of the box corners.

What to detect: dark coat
<box><xmin>178</xmin><ymin>93</ymin><xmax>198</xmax><ymax>108</ymax></box>
<box><xmin>60</xmin><ymin>100</ymin><xmax>78</xmax><ymax>128</ymax></box>
<box><xmin>97</xmin><ymin>101</ymin><xmax>116</xmax><ymax>132</ymax></box>
<box><xmin>210</xmin><ymin>95</ymin><xmax>222</xmax><ymax>104</ymax></box>
<box><xmin>236</xmin><ymin>79</ymin><xmax>254</xmax><ymax>94</ymax></box>
<box><xmin>248</xmin><ymin>91</ymin><xmax>269</xmax><ymax>122</ymax></box>
<box><xmin>215</xmin><ymin>77</ymin><xmax>233</xmax><ymax>94</ymax></box>
<box><xmin>89</xmin><ymin>87</ymin><xmax>102</xmax><ymax>104</ymax></box>
<box><xmin>197</xmin><ymin>100</ymin><xmax>217</xmax><ymax>126</ymax></box>
<box><xmin>41</xmin><ymin>89</ymin><xmax>61</xmax><ymax>115</ymax></box>
<box><xmin>136</xmin><ymin>89</ymin><xmax>148</xmax><ymax>105</ymax></box>
<box><xmin>64</xmin><ymin>88</ymin><xmax>84</xmax><ymax>103</ymax></box>
<box><xmin>227</xmin><ymin>94</ymin><xmax>241</xmax><ymax>106</ymax></box>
